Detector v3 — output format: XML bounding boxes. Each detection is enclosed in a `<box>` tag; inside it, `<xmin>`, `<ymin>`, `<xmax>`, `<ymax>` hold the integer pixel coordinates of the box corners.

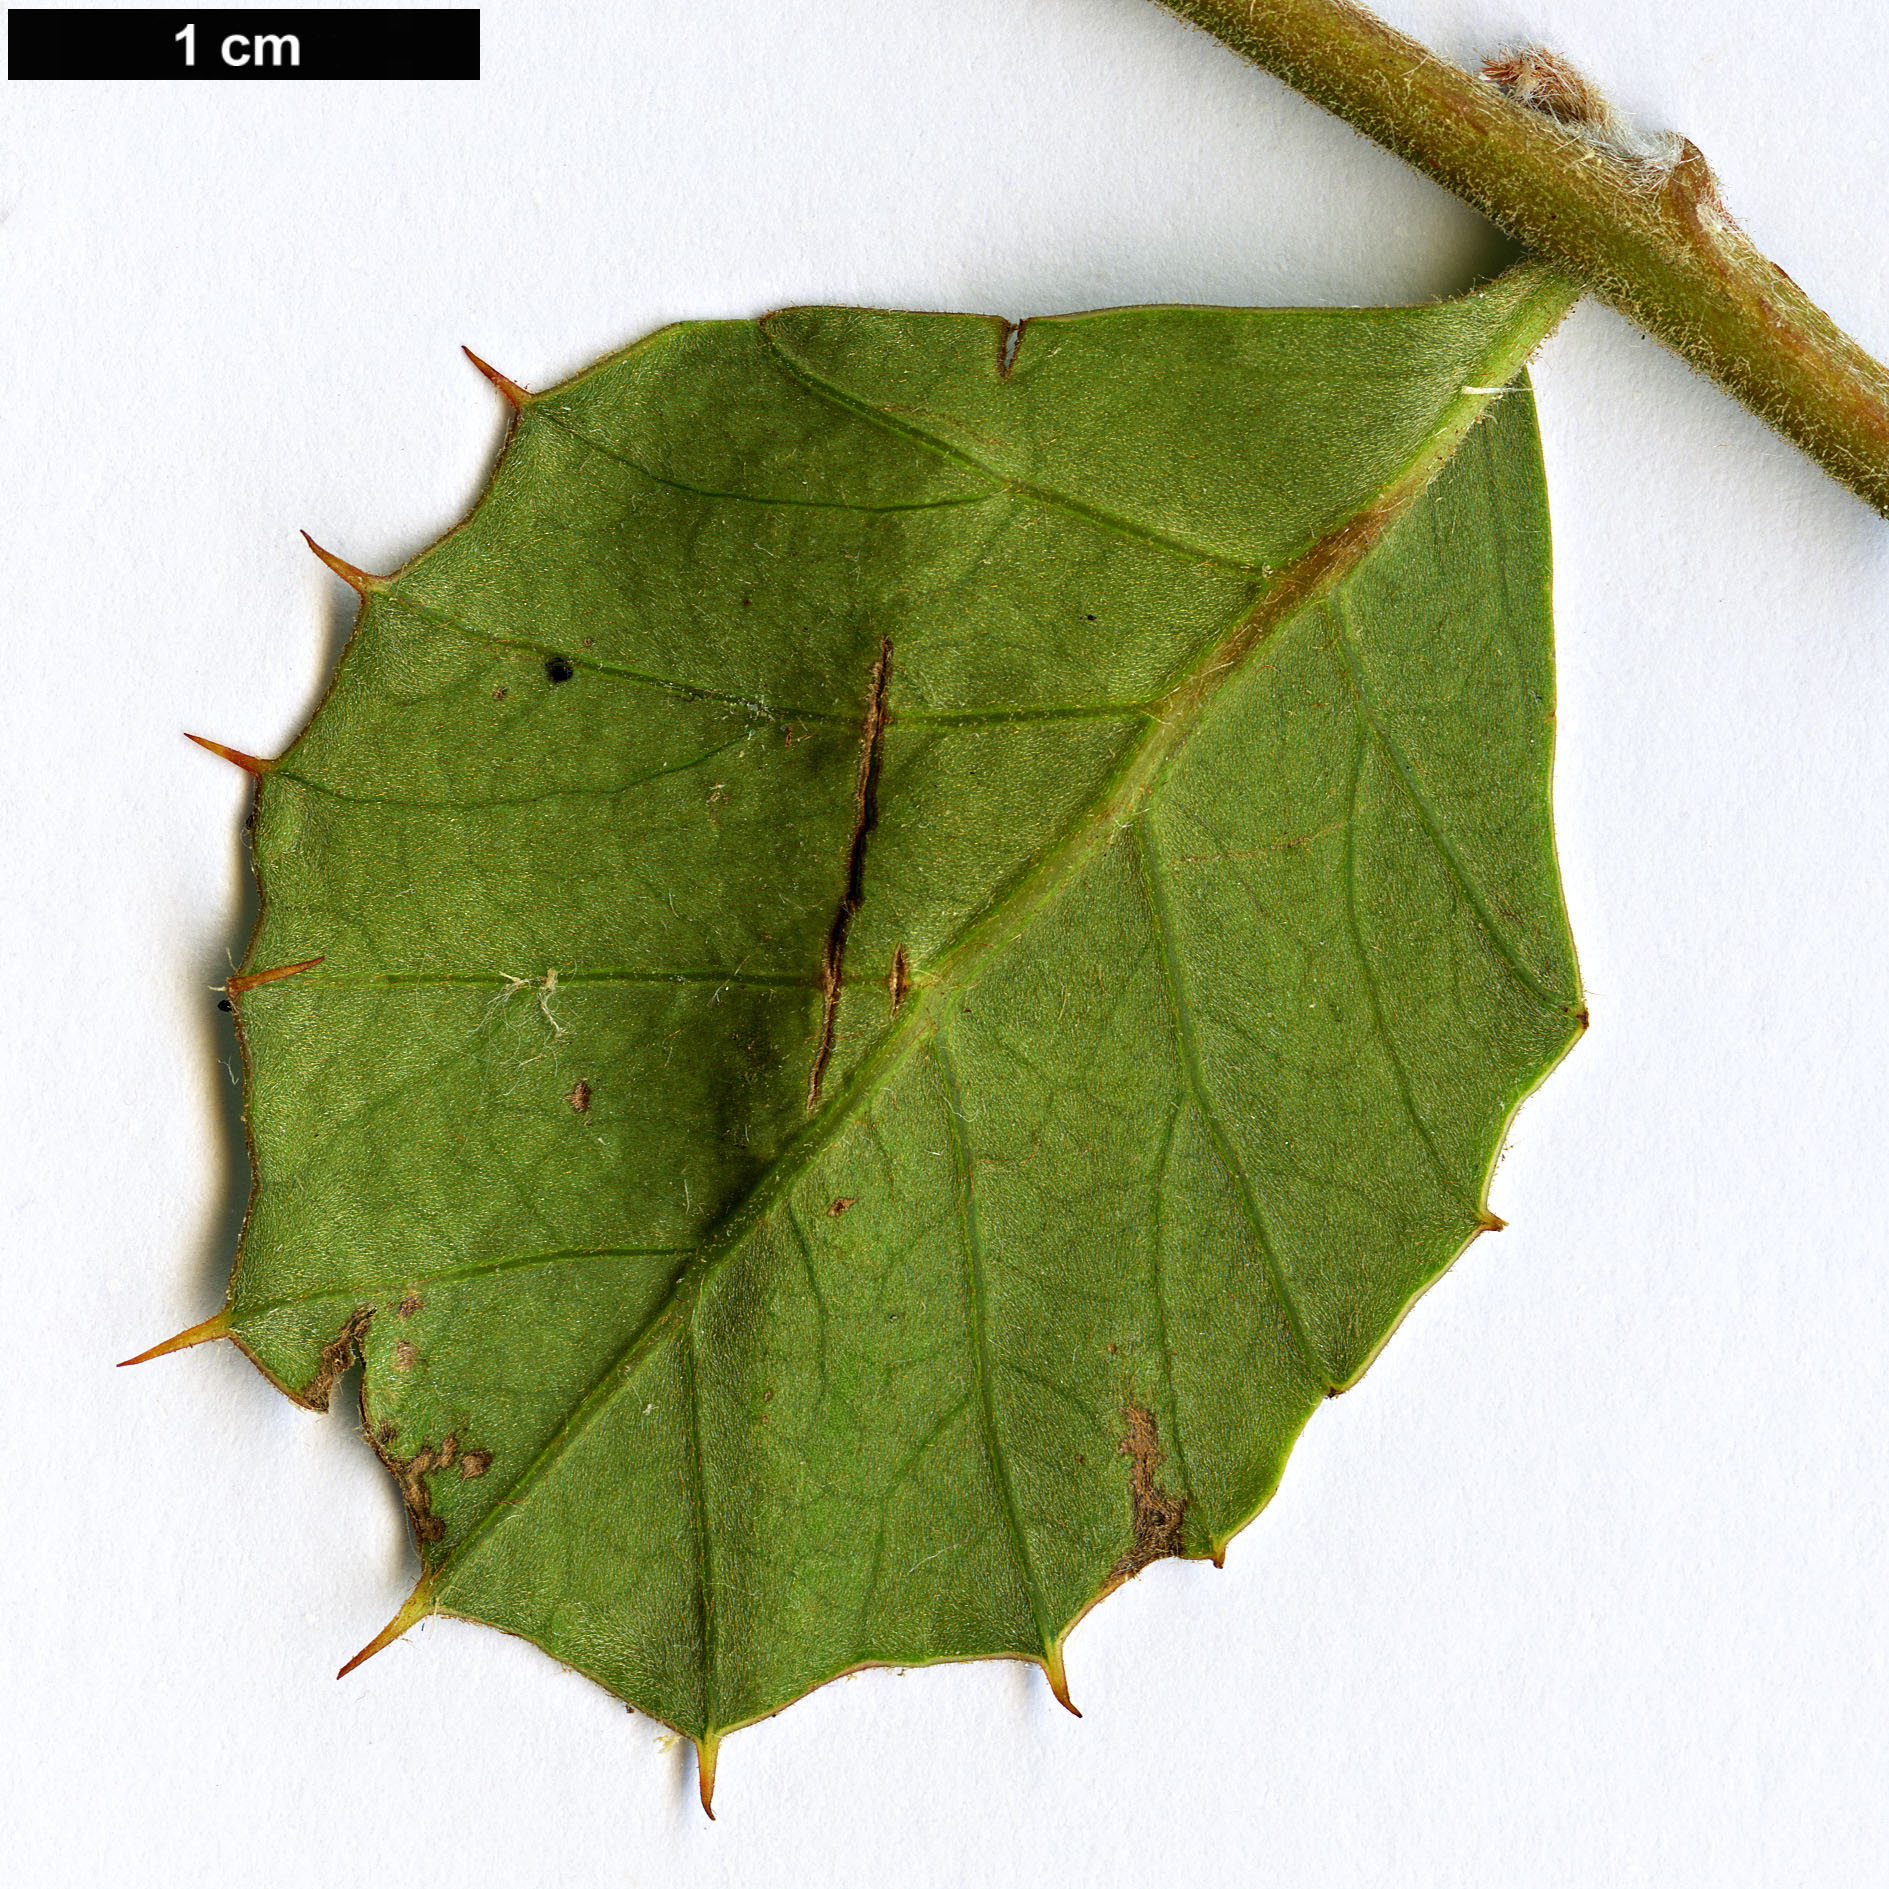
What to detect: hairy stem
<box><xmin>1156</xmin><ymin>0</ymin><xmax>1889</xmax><ymax>517</ymax></box>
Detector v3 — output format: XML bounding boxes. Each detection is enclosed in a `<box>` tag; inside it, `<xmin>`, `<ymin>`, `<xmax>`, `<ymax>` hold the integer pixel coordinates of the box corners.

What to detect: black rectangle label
<box><xmin>8</xmin><ymin>9</ymin><xmax>479</xmax><ymax>79</ymax></box>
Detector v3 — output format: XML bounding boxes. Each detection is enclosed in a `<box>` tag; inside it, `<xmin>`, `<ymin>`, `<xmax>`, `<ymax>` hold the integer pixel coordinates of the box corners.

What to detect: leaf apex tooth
<box><xmin>299</xmin><ymin>531</ymin><xmax>385</xmax><ymax>596</ymax></box>
<box><xmin>462</xmin><ymin>346</ymin><xmax>532</xmax><ymax>409</ymax></box>
<box><xmin>695</xmin><ymin>1734</ymin><xmax>720</xmax><ymax>1818</ymax></box>
<box><xmin>117</xmin><ymin>1309</ymin><xmax>233</xmax><ymax>1368</ymax></box>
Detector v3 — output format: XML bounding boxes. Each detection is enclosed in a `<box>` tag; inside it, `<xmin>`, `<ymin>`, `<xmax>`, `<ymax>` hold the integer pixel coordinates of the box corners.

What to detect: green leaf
<box><xmin>191</xmin><ymin>258</ymin><xmax>1586</xmax><ymax>1804</ymax></box>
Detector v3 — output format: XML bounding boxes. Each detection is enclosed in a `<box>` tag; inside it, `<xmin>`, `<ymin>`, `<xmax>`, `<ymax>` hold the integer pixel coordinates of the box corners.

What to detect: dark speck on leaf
<box><xmin>1085</xmin><ymin>614</ymin><xmax>1096</xmax><ymax>622</ymax></box>
<box><xmin>546</xmin><ymin>657</ymin><xmax>575</xmax><ymax>684</ymax></box>
<box><xmin>217</xmin><ymin>998</ymin><xmax>232</xmax><ymax>1012</ymax></box>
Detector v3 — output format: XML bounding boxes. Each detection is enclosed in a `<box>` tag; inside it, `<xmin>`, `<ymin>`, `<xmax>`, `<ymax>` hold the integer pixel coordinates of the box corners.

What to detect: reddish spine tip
<box><xmin>225</xmin><ymin>956</ymin><xmax>325</xmax><ymax>997</ymax></box>
<box><xmin>695</xmin><ymin>1736</ymin><xmax>720</xmax><ymax>1819</ymax></box>
<box><xmin>117</xmin><ymin>1310</ymin><xmax>233</xmax><ymax>1368</ymax></box>
<box><xmin>338</xmin><ymin>1580</ymin><xmax>435</xmax><ymax>1679</ymax></box>
<box><xmin>462</xmin><ymin>346</ymin><xmax>531</xmax><ymax>409</ymax></box>
<box><xmin>1044</xmin><ymin>1647</ymin><xmax>1080</xmax><ymax>1717</ymax></box>
<box><xmin>185</xmin><ymin>732</ymin><xmax>273</xmax><ymax>777</ymax></box>
<box><xmin>299</xmin><ymin>531</ymin><xmax>383</xmax><ymax>595</ymax></box>
<box><xmin>1211</xmin><ymin>1545</ymin><xmax>1227</xmax><ymax>1571</ymax></box>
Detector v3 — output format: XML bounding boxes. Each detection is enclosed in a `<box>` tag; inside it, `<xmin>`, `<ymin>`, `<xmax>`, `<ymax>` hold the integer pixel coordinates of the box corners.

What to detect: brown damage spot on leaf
<box><xmin>566</xmin><ymin>1078</ymin><xmax>592</xmax><ymax>1113</ymax></box>
<box><xmin>825</xmin><ymin>1196</ymin><xmax>857</xmax><ymax>1218</ymax></box>
<box><xmin>807</xmin><ymin>637</ymin><xmax>891</xmax><ymax>1111</ymax></box>
<box><xmin>372</xmin><ymin>1428</ymin><xmax>493</xmax><ymax>1545</ymax></box>
<box><xmin>300</xmin><ymin>1307</ymin><xmax>372</xmax><ymax>1411</ymax></box>
<box><xmin>1109</xmin><ymin>1402</ymin><xmax>1187</xmax><ymax>1583</ymax></box>
<box><xmin>393</xmin><ymin>1340</ymin><xmax>417</xmax><ymax>1372</ymax></box>
<box><xmin>888</xmin><ymin>944</ymin><xmax>910</xmax><ymax>1015</ymax></box>
<box><xmin>397</xmin><ymin>1291</ymin><xmax>423</xmax><ymax>1319</ymax></box>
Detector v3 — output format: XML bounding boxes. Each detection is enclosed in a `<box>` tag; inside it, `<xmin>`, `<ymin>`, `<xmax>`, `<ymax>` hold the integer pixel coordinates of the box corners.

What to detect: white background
<box><xmin>4</xmin><ymin>1</ymin><xmax>1886</xmax><ymax>1881</ymax></box>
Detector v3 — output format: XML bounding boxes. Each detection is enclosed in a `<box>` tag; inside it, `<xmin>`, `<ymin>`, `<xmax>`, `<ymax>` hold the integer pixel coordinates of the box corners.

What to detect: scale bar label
<box><xmin>8</xmin><ymin>9</ymin><xmax>480</xmax><ymax>79</ymax></box>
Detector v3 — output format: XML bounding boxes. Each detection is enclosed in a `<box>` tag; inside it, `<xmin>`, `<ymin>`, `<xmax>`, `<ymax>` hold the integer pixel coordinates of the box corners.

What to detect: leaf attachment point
<box><xmin>1159</xmin><ymin>0</ymin><xmax>1889</xmax><ymax>515</ymax></box>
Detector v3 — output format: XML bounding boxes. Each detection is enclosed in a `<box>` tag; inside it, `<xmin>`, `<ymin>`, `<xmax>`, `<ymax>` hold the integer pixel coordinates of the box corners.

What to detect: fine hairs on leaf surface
<box><xmin>140</xmin><ymin>255</ymin><xmax>1589</xmax><ymax>1814</ymax></box>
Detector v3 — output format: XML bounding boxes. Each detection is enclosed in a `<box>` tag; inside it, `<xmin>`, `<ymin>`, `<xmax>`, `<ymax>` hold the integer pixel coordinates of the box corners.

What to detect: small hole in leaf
<box><xmin>545</xmin><ymin>657</ymin><xmax>575</xmax><ymax>684</ymax></box>
<box><xmin>217</xmin><ymin>998</ymin><xmax>233</xmax><ymax>1012</ymax></box>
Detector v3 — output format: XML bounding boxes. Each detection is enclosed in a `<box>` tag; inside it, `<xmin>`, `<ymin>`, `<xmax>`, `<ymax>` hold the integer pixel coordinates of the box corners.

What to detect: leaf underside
<box><xmin>214</xmin><ymin>260</ymin><xmax>1584</xmax><ymax>1777</ymax></box>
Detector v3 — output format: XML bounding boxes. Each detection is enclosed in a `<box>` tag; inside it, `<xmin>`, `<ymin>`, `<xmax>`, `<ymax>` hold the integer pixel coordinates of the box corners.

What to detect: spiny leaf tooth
<box><xmin>695</xmin><ymin>1734</ymin><xmax>720</xmax><ymax>1819</ymax></box>
<box><xmin>461</xmin><ymin>346</ymin><xmax>532</xmax><ymax>409</ymax></box>
<box><xmin>1044</xmin><ymin>1645</ymin><xmax>1080</xmax><ymax>1718</ymax></box>
<box><xmin>184</xmin><ymin>732</ymin><xmax>273</xmax><ymax>777</ymax></box>
<box><xmin>224</xmin><ymin>956</ymin><xmax>325</xmax><ymax>996</ymax></box>
<box><xmin>299</xmin><ymin>531</ymin><xmax>386</xmax><ymax>595</ymax></box>
<box><xmin>336</xmin><ymin>1577</ymin><xmax>435</xmax><ymax>1680</ymax></box>
<box><xmin>117</xmin><ymin>1309</ymin><xmax>233</xmax><ymax>1369</ymax></box>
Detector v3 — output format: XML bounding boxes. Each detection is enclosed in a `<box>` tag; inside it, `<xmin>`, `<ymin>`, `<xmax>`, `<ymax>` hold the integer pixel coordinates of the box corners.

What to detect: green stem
<box><xmin>1156</xmin><ymin>0</ymin><xmax>1889</xmax><ymax>518</ymax></box>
